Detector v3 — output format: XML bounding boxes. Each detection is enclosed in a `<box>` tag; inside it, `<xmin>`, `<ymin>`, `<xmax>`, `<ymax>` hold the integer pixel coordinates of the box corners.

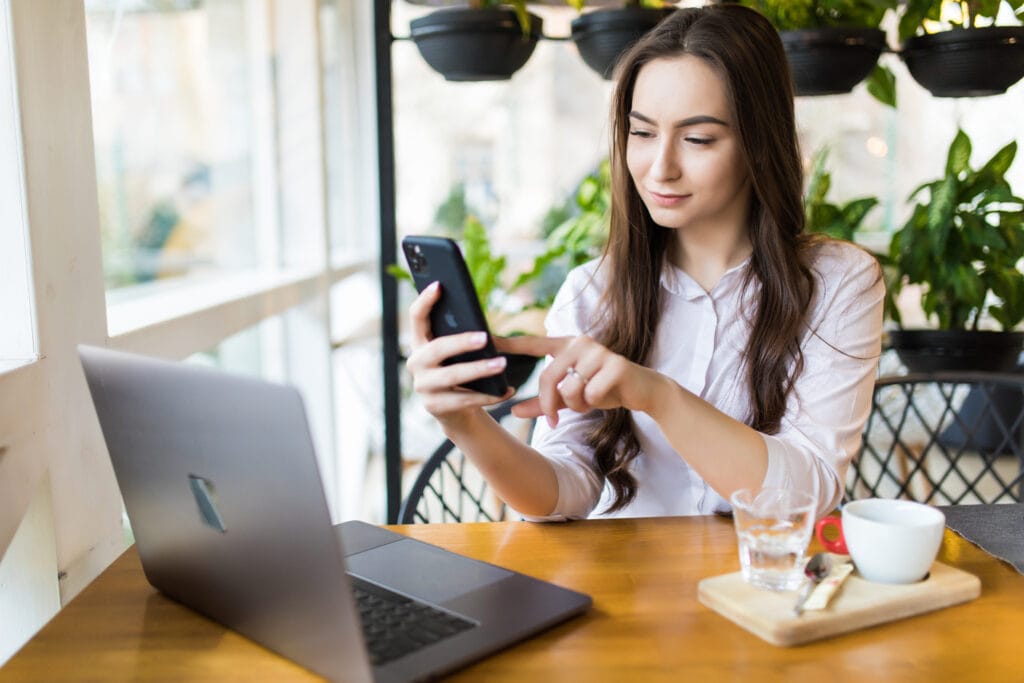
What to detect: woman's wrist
<box><xmin>640</xmin><ymin>371</ymin><xmax>685</xmax><ymax>421</ymax></box>
<box><xmin>437</xmin><ymin>405</ymin><xmax>488</xmax><ymax>440</ymax></box>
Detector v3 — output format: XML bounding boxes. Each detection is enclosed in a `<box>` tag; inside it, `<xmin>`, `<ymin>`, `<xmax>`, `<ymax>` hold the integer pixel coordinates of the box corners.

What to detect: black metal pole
<box><xmin>374</xmin><ymin>0</ymin><xmax>401</xmax><ymax>524</ymax></box>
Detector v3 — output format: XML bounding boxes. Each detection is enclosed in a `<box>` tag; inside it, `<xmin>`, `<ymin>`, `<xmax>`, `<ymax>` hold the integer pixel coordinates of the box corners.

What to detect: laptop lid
<box><xmin>79</xmin><ymin>344</ymin><xmax>373</xmax><ymax>682</ymax></box>
<box><xmin>79</xmin><ymin>345</ymin><xmax>591</xmax><ymax>682</ymax></box>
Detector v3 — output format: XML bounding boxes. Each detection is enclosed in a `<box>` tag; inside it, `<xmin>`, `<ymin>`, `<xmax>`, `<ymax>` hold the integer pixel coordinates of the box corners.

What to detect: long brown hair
<box><xmin>592</xmin><ymin>4</ymin><xmax>816</xmax><ymax>512</ymax></box>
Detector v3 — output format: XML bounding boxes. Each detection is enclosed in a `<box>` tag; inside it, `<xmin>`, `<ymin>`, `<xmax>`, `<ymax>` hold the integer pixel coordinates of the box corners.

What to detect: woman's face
<box><xmin>626</xmin><ymin>55</ymin><xmax>751</xmax><ymax>235</ymax></box>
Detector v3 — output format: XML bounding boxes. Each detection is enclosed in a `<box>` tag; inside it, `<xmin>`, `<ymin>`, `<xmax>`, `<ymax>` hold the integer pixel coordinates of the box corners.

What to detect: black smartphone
<box><xmin>401</xmin><ymin>235</ymin><xmax>510</xmax><ymax>397</ymax></box>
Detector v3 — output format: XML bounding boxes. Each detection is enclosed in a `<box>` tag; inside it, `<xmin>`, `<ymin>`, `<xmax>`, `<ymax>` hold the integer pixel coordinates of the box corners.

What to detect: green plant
<box><xmin>528</xmin><ymin>160</ymin><xmax>611</xmax><ymax>308</ymax></box>
<box><xmin>569</xmin><ymin>0</ymin><xmax>671</xmax><ymax>8</ymax></box>
<box><xmin>899</xmin><ymin>0</ymin><xmax>1024</xmax><ymax>41</ymax></box>
<box><xmin>471</xmin><ymin>0</ymin><xmax>532</xmax><ymax>34</ymax></box>
<box><xmin>804</xmin><ymin>148</ymin><xmax>880</xmax><ymax>241</ymax></box>
<box><xmin>389</xmin><ymin>163</ymin><xmax>611</xmax><ymax>332</ymax></box>
<box><xmin>888</xmin><ymin>129</ymin><xmax>1024</xmax><ymax>330</ymax></box>
<box><xmin>743</xmin><ymin>0</ymin><xmax>896</xmax><ymax>30</ymax></box>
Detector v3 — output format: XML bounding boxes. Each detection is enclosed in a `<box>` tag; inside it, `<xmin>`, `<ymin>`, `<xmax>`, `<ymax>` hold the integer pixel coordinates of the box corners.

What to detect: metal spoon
<box><xmin>792</xmin><ymin>552</ymin><xmax>832</xmax><ymax>616</ymax></box>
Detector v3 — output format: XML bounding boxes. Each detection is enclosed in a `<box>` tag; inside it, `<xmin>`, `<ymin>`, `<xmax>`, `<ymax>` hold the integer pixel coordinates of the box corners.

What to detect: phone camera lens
<box><xmin>408</xmin><ymin>254</ymin><xmax>425</xmax><ymax>273</ymax></box>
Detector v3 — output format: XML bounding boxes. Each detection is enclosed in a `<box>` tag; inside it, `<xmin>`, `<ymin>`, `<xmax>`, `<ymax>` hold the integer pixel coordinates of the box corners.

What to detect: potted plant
<box><xmin>898</xmin><ymin>0</ymin><xmax>1024</xmax><ymax>97</ymax></box>
<box><xmin>740</xmin><ymin>0</ymin><xmax>898</xmax><ymax>104</ymax></box>
<box><xmin>409</xmin><ymin>1</ymin><xmax>543</xmax><ymax>81</ymax></box>
<box><xmin>570</xmin><ymin>1</ymin><xmax>678</xmax><ymax>80</ymax></box>
<box><xmin>887</xmin><ymin>128</ymin><xmax>1024</xmax><ymax>372</ymax></box>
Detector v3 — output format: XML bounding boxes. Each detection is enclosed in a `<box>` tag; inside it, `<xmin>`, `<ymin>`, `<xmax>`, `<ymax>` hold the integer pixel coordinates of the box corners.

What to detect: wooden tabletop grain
<box><xmin>2</xmin><ymin>515</ymin><xmax>1021</xmax><ymax>682</ymax></box>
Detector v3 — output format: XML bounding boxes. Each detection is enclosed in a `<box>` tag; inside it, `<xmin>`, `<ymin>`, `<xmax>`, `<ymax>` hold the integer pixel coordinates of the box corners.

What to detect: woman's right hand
<box><xmin>405</xmin><ymin>281</ymin><xmax>513</xmax><ymax>423</ymax></box>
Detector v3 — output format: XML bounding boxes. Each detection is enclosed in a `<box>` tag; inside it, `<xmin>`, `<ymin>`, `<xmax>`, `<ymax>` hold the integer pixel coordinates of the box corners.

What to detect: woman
<box><xmin>406</xmin><ymin>4</ymin><xmax>884</xmax><ymax>521</ymax></box>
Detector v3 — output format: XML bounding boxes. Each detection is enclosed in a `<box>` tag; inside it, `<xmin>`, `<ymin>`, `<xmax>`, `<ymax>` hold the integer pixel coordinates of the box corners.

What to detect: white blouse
<box><xmin>522</xmin><ymin>240</ymin><xmax>884</xmax><ymax>521</ymax></box>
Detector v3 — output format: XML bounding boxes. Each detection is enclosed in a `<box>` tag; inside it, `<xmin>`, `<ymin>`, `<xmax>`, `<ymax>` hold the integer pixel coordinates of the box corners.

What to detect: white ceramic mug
<box><xmin>815</xmin><ymin>498</ymin><xmax>946</xmax><ymax>584</ymax></box>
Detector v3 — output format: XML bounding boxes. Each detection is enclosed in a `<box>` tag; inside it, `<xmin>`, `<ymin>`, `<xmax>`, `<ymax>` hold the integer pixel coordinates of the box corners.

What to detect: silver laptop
<box><xmin>78</xmin><ymin>345</ymin><xmax>591</xmax><ymax>683</ymax></box>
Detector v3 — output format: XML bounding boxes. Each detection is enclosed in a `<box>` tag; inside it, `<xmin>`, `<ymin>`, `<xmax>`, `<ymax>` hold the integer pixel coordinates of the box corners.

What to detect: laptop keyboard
<box><xmin>349</xmin><ymin>575</ymin><xmax>477</xmax><ymax>666</ymax></box>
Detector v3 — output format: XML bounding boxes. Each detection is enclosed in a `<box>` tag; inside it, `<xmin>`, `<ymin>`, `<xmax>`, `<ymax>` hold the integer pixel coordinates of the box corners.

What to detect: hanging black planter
<box><xmin>889</xmin><ymin>329</ymin><xmax>1024</xmax><ymax>373</ymax></box>
<box><xmin>779</xmin><ymin>28</ymin><xmax>887</xmax><ymax>96</ymax></box>
<box><xmin>571</xmin><ymin>7</ymin><xmax>676</xmax><ymax>80</ymax></box>
<box><xmin>409</xmin><ymin>8</ymin><xmax>543</xmax><ymax>82</ymax></box>
<box><xmin>901</xmin><ymin>26</ymin><xmax>1024</xmax><ymax>98</ymax></box>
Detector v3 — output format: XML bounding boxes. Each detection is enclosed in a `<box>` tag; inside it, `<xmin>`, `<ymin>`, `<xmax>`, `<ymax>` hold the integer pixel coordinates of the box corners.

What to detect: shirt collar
<box><xmin>659</xmin><ymin>255</ymin><xmax>751</xmax><ymax>300</ymax></box>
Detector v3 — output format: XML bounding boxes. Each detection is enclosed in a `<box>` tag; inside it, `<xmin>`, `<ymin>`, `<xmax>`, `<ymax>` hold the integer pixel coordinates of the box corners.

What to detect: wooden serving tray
<box><xmin>697</xmin><ymin>560</ymin><xmax>981</xmax><ymax>646</ymax></box>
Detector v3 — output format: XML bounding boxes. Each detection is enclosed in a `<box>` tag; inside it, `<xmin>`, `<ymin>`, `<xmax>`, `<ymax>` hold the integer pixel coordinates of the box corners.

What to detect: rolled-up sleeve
<box><xmin>760</xmin><ymin>247</ymin><xmax>885</xmax><ymax>518</ymax></box>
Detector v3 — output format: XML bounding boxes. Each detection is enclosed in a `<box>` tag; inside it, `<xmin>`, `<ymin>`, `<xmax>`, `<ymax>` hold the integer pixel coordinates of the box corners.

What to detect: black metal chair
<box><xmin>398</xmin><ymin>398</ymin><xmax>537</xmax><ymax>524</ymax></box>
<box><xmin>848</xmin><ymin>372</ymin><xmax>1024</xmax><ymax>504</ymax></box>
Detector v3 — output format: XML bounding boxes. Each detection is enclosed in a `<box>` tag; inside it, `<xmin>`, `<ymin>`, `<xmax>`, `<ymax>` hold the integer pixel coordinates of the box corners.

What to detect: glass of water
<box><xmin>730</xmin><ymin>488</ymin><xmax>817</xmax><ymax>591</ymax></box>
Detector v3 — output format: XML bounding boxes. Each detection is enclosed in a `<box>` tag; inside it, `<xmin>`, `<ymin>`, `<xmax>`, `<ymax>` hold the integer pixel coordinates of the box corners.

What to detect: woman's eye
<box><xmin>685</xmin><ymin>137</ymin><xmax>713</xmax><ymax>146</ymax></box>
<box><xmin>629</xmin><ymin>129</ymin><xmax>654</xmax><ymax>138</ymax></box>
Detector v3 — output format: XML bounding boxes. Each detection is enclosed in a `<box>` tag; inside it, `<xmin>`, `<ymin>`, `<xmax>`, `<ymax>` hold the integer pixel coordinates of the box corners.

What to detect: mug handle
<box><xmin>815</xmin><ymin>516</ymin><xmax>848</xmax><ymax>555</ymax></box>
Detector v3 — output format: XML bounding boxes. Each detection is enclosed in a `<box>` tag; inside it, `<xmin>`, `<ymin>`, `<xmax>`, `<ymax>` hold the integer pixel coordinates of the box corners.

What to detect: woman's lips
<box><xmin>648</xmin><ymin>190</ymin><xmax>689</xmax><ymax>207</ymax></box>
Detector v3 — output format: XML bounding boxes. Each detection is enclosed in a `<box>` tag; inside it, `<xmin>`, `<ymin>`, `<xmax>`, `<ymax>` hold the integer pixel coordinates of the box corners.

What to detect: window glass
<box><xmin>391</xmin><ymin>6</ymin><xmax>611</xmax><ymax>338</ymax></box>
<box><xmin>187</xmin><ymin>316</ymin><xmax>270</xmax><ymax>377</ymax></box>
<box><xmin>0</xmin><ymin>3</ymin><xmax>35</xmax><ymax>367</ymax></box>
<box><xmin>85</xmin><ymin>0</ymin><xmax>261</xmax><ymax>290</ymax></box>
<box><xmin>320</xmin><ymin>0</ymin><xmax>378</xmax><ymax>261</ymax></box>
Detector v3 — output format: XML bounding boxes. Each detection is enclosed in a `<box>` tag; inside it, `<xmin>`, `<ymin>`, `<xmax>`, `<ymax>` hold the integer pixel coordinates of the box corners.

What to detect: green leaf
<box><xmin>975</xmin><ymin>0</ymin><xmax>1003</xmax><ymax>21</ymax></box>
<box><xmin>951</xmin><ymin>264</ymin><xmax>985</xmax><ymax>308</ymax></box>
<box><xmin>965</xmin><ymin>222</ymin><xmax>1008</xmax><ymax>253</ymax></box>
<box><xmin>461</xmin><ymin>215</ymin><xmax>505</xmax><ymax>310</ymax></box>
<box><xmin>805</xmin><ymin>147</ymin><xmax>831</xmax><ymax>207</ymax></box>
<box><xmin>840</xmin><ymin>197</ymin><xmax>879</xmax><ymax>228</ymax></box>
<box><xmin>907</xmin><ymin>178</ymin><xmax>940</xmax><ymax>202</ymax></box>
<box><xmin>812</xmin><ymin>203</ymin><xmax>840</xmax><ymax>228</ymax></box>
<box><xmin>927</xmin><ymin>176</ymin><xmax>957</xmax><ymax>258</ymax></box>
<box><xmin>865</xmin><ymin>64</ymin><xmax>896</xmax><ymax>108</ymax></box>
<box><xmin>980</xmin><ymin>140</ymin><xmax>1018</xmax><ymax>180</ymax></box>
<box><xmin>945</xmin><ymin>130</ymin><xmax>972</xmax><ymax>177</ymax></box>
<box><xmin>897</xmin><ymin>0</ymin><xmax>932</xmax><ymax>40</ymax></box>
<box><xmin>501</xmin><ymin>0</ymin><xmax>532</xmax><ymax>36</ymax></box>
<box><xmin>987</xmin><ymin>265</ymin><xmax>1024</xmax><ymax>330</ymax></box>
<box><xmin>510</xmin><ymin>244</ymin><xmax>565</xmax><ymax>291</ymax></box>
<box><xmin>386</xmin><ymin>263</ymin><xmax>413</xmax><ymax>284</ymax></box>
<box><xmin>577</xmin><ymin>176</ymin><xmax>599</xmax><ymax>209</ymax></box>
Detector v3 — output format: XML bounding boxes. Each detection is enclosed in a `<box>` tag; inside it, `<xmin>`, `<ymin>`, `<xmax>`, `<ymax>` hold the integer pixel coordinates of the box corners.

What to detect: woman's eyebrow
<box><xmin>628</xmin><ymin>111</ymin><xmax>729</xmax><ymax>128</ymax></box>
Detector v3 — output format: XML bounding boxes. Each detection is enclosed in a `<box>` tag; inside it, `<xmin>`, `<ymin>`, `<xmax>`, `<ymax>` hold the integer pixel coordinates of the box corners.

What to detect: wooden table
<box><xmin>3</xmin><ymin>515</ymin><xmax>1022</xmax><ymax>682</ymax></box>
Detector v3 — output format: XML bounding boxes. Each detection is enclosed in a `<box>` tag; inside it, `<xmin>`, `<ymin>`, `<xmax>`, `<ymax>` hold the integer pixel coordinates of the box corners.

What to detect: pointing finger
<box><xmin>495</xmin><ymin>335</ymin><xmax>572</xmax><ymax>358</ymax></box>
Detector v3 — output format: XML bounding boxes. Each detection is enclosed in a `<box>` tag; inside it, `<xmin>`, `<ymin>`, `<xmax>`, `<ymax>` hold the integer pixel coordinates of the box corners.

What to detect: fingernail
<box><xmin>472</xmin><ymin>332</ymin><xmax>488</xmax><ymax>345</ymax></box>
<box><xmin>427</xmin><ymin>281</ymin><xmax>439</xmax><ymax>292</ymax></box>
<box><xmin>488</xmin><ymin>356</ymin><xmax>507</xmax><ymax>369</ymax></box>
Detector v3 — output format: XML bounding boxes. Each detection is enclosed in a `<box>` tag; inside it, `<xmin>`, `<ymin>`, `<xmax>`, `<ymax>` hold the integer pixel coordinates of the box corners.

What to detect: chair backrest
<box><xmin>398</xmin><ymin>399</ymin><xmax>537</xmax><ymax>524</ymax></box>
<box><xmin>849</xmin><ymin>372</ymin><xmax>1024</xmax><ymax>505</ymax></box>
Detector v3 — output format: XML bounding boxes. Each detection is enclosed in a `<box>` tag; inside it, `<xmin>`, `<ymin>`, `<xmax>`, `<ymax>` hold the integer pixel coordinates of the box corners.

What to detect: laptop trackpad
<box><xmin>346</xmin><ymin>538</ymin><xmax>513</xmax><ymax>604</ymax></box>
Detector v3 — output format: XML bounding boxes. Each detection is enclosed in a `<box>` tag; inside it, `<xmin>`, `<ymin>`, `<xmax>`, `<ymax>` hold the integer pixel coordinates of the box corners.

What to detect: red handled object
<box><xmin>814</xmin><ymin>516</ymin><xmax>849</xmax><ymax>555</ymax></box>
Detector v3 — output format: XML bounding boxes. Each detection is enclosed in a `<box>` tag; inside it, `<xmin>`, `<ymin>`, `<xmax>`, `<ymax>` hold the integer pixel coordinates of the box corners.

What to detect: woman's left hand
<box><xmin>495</xmin><ymin>334</ymin><xmax>669</xmax><ymax>427</ymax></box>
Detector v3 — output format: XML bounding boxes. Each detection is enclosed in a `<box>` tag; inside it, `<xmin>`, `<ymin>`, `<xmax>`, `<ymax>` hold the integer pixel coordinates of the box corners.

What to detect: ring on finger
<box><xmin>565</xmin><ymin>365</ymin><xmax>590</xmax><ymax>385</ymax></box>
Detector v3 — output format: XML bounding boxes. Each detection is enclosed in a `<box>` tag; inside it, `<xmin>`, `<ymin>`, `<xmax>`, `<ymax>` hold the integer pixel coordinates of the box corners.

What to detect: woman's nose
<box><xmin>650</xmin><ymin>141</ymin><xmax>681</xmax><ymax>181</ymax></box>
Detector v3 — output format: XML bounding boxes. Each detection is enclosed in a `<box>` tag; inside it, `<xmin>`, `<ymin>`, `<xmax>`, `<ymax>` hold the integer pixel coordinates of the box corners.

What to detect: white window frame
<box><xmin>0</xmin><ymin>0</ymin><xmax>380</xmax><ymax>664</ymax></box>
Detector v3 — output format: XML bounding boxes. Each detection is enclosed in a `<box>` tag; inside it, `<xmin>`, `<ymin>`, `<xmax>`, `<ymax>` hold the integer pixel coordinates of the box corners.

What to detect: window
<box><xmin>86</xmin><ymin>0</ymin><xmax>262</xmax><ymax>289</ymax></box>
<box><xmin>0</xmin><ymin>1</ymin><xmax>34</xmax><ymax>371</ymax></box>
<box><xmin>1</xmin><ymin>0</ymin><xmax>381</xmax><ymax>666</ymax></box>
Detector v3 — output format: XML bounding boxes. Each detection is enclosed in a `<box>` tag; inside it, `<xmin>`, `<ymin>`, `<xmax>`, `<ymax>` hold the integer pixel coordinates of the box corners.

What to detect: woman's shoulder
<box><xmin>809</xmin><ymin>239</ymin><xmax>882</xmax><ymax>288</ymax></box>
<box><xmin>806</xmin><ymin>238</ymin><xmax>885</xmax><ymax>312</ymax></box>
<box><xmin>556</xmin><ymin>257</ymin><xmax>608</xmax><ymax>300</ymax></box>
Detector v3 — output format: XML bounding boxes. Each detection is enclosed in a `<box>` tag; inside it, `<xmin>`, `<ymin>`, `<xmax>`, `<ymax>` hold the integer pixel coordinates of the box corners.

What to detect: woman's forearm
<box><xmin>438</xmin><ymin>408</ymin><xmax>561</xmax><ymax>517</ymax></box>
<box><xmin>644</xmin><ymin>377</ymin><xmax>768</xmax><ymax>499</ymax></box>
